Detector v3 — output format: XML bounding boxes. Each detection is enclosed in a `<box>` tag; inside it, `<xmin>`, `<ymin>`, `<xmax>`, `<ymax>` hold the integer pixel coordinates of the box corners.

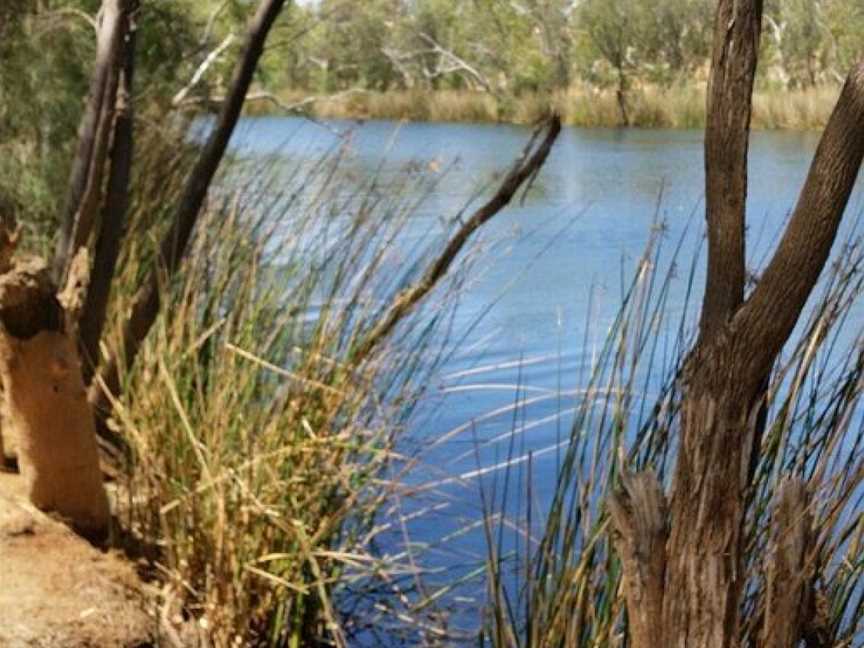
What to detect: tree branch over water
<box><xmin>351</xmin><ymin>113</ymin><xmax>562</xmax><ymax>364</ymax></box>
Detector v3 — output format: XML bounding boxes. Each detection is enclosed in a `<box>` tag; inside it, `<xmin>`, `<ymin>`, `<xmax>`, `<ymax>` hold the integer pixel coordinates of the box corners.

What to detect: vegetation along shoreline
<box><xmin>247</xmin><ymin>83</ymin><xmax>842</xmax><ymax>130</ymax></box>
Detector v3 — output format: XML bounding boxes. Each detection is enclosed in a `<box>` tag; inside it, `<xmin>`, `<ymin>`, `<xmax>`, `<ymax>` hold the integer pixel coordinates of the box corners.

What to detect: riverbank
<box><xmin>259</xmin><ymin>84</ymin><xmax>840</xmax><ymax>130</ymax></box>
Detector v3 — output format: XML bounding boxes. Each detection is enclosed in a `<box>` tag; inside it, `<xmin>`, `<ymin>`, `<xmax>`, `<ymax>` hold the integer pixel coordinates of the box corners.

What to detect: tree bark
<box><xmin>700</xmin><ymin>0</ymin><xmax>762</xmax><ymax>338</ymax></box>
<box><xmin>54</xmin><ymin>0</ymin><xmax>128</xmax><ymax>283</ymax></box>
<box><xmin>662</xmin><ymin>348</ymin><xmax>763</xmax><ymax>647</ymax></box>
<box><xmin>609</xmin><ymin>1</ymin><xmax>864</xmax><ymax>644</ymax></box>
<box><xmin>762</xmin><ymin>478</ymin><xmax>812</xmax><ymax>648</ymax></box>
<box><xmin>609</xmin><ymin>469</ymin><xmax>667</xmax><ymax>647</ymax></box>
<box><xmin>79</xmin><ymin>1</ymin><xmax>138</xmax><ymax>382</ymax></box>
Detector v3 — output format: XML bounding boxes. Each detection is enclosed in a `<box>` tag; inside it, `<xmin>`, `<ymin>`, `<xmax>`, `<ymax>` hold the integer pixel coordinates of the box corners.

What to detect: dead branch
<box><xmin>172</xmin><ymin>32</ymin><xmax>236</xmax><ymax>107</ymax></box>
<box><xmin>417</xmin><ymin>32</ymin><xmax>494</xmax><ymax>93</ymax></box>
<box><xmin>177</xmin><ymin>88</ymin><xmax>367</xmax><ymax>115</ymax></box>
<box><xmin>350</xmin><ymin>114</ymin><xmax>561</xmax><ymax>364</ymax></box>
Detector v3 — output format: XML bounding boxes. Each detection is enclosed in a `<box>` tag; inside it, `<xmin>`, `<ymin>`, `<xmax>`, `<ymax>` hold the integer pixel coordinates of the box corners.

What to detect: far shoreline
<box><xmin>244</xmin><ymin>84</ymin><xmax>841</xmax><ymax>131</ymax></box>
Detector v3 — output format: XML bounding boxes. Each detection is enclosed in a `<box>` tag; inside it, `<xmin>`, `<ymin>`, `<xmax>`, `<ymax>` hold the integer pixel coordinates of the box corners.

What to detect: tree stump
<box><xmin>0</xmin><ymin>255</ymin><xmax>109</xmax><ymax>539</ymax></box>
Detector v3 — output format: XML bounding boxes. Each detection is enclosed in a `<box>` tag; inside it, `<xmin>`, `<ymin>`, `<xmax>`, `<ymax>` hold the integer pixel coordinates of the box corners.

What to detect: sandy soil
<box><xmin>0</xmin><ymin>472</ymin><xmax>155</xmax><ymax>647</ymax></box>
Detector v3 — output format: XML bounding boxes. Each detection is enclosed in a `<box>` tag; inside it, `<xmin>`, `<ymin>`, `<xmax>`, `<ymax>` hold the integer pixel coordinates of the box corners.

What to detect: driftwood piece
<box><xmin>608</xmin><ymin>466</ymin><xmax>668</xmax><ymax>648</ymax></box>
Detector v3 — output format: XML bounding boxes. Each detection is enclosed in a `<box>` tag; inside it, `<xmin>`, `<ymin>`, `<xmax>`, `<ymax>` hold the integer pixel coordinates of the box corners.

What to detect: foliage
<box><xmin>97</xmin><ymin>126</ymin><xmax>468</xmax><ymax>644</ymax></box>
<box><xmin>0</xmin><ymin>0</ymin><xmax>198</xmax><ymax>240</ymax></box>
<box><xmin>269</xmin><ymin>0</ymin><xmax>861</xmax><ymax>104</ymax></box>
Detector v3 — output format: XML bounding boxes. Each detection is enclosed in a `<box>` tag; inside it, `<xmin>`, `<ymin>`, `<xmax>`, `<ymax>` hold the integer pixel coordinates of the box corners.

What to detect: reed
<box><xmin>473</xmin><ymin>223</ymin><xmax>864</xmax><ymax>645</ymax></box>
<box><xmin>101</xmin><ymin>138</ymin><xmax>471</xmax><ymax>645</ymax></box>
<box><xmin>265</xmin><ymin>83</ymin><xmax>841</xmax><ymax>130</ymax></box>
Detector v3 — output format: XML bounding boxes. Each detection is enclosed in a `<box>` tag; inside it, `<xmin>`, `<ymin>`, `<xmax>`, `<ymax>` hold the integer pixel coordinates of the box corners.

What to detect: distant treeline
<box><xmin>260</xmin><ymin>0</ymin><xmax>863</xmax><ymax>125</ymax></box>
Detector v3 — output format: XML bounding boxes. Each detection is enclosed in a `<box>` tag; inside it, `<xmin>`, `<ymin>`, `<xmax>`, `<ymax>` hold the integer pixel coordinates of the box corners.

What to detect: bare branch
<box><xmin>350</xmin><ymin>114</ymin><xmax>561</xmax><ymax>363</ymax></box>
<box><xmin>383</xmin><ymin>33</ymin><xmax>495</xmax><ymax>94</ymax></box>
<box><xmin>172</xmin><ymin>32</ymin><xmax>236</xmax><ymax>107</ymax></box>
<box><xmin>381</xmin><ymin>47</ymin><xmax>418</xmax><ymax>89</ymax></box>
<box><xmin>417</xmin><ymin>32</ymin><xmax>494</xmax><ymax>93</ymax></box>
<box><xmin>178</xmin><ymin>88</ymin><xmax>366</xmax><ymax>114</ymax></box>
<box><xmin>735</xmin><ymin>61</ymin><xmax>864</xmax><ymax>387</ymax></box>
<box><xmin>699</xmin><ymin>0</ymin><xmax>763</xmax><ymax>341</ymax></box>
<box><xmin>200</xmin><ymin>0</ymin><xmax>230</xmax><ymax>47</ymax></box>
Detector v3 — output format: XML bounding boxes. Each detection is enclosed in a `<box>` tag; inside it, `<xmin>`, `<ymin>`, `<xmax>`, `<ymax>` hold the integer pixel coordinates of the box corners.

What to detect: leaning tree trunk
<box><xmin>610</xmin><ymin>0</ymin><xmax>864</xmax><ymax>645</ymax></box>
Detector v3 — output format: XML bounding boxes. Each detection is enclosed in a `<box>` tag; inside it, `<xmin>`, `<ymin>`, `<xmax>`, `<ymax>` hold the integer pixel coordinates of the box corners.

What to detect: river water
<box><xmin>226</xmin><ymin>117</ymin><xmax>864</xmax><ymax>639</ymax></box>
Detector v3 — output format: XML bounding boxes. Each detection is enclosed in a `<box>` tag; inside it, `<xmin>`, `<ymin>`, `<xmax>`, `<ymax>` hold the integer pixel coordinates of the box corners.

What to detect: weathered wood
<box><xmin>608</xmin><ymin>467</ymin><xmax>667</xmax><ymax>648</ymax></box>
<box><xmin>663</xmin><ymin>378</ymin><xmax>759</xmax><ymax>648</ymax></box>
<box><xmin>79</xmin><ymin>1</ymin><xmax>138</xmax><ymax>382</ymax></box>
<box><xmin>54</xmin><ymin>0</ymin><xmax>128</xmax><ymax>282</ymax></box>
<box><xmin>0</xmin><ymin>260</ymin><xmax>109</xmax><ymax>539</ymax></box>
<box><xmin>762</xmin><ymin>478</ymin><xmax>812</xmax><ymax>648</ymax></box>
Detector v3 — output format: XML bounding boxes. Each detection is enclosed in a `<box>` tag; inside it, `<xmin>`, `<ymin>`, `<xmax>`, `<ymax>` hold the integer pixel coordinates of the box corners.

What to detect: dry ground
<box><xmin>0</xmin><ymin>471</ymin><xmax>155</xmax><ymax>647</ymax></box>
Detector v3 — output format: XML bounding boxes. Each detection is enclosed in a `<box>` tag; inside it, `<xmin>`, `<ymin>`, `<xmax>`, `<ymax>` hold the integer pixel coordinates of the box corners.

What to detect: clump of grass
<box><xmin>475</xmin><ymin>222</ymin><xmax>864</xmax><ymax>645</ymax></box>
<box><xmin>753</xmin><ymin>84</ymin><xmax>840</xmax><ymax>130</ymax></box>
<box><xmin>103</xmin><ymin>140</ymin><xmax>469</xmax><ymax>645</ymax></box>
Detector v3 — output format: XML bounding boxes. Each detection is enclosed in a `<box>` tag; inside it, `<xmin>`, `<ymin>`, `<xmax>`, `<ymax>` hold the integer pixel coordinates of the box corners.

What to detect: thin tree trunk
<box><xmin>616</xmin><ymin>66</ymin><xmax>629</xmax><ymax>127</ymax></box>
<box><xmin>762</xmin><ymin>479</ymin><xmax>813</xmax><ymax>648</ymax></box>
<box><xmin>54</xmin><ymin>0</ymin><xmax>127</xmax><ymax>283</ymax></box>
<box><xmin>79</xmin><ymin>1</ymin><xmax>138</xmax><ymax>382</ymax></box>
<box><xmin>89</xmin><ymin>0</ymin><xmax>287</xmax><ymax>432</ymax></box>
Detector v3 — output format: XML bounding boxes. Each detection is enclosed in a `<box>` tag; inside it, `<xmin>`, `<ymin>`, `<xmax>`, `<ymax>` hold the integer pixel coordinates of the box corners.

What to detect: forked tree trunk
<box><xmin>610</xmin><ymin>0</ymin><xmax>864</xmax><ymax>645</ymax></box>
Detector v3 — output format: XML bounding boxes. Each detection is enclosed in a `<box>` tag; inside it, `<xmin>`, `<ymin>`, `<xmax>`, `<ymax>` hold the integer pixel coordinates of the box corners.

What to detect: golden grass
<box><xmin>266</xmin><ymin>83</ymin><xmax>841</xmax><ymax>130</ymax></box>
<box><xmin>103</xmin><ymin>149</ymin><xmax>461</xmax><ymax>645</ymax></box>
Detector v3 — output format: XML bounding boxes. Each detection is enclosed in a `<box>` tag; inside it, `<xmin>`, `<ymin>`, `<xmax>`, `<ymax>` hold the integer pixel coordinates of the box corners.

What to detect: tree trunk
<box><xmin>610</xmin><ymin>1</ymin><xmax>864</xmax><ymax>645</ymax></box>
<box><xmin>662</xmin><ymin>343</ymin><xmax>764</xmax><ymax>647</ymax></box>
<box><xmin>89</xmin><ymin>0</ymin><xmax>287</xmax><ymax>438</ymax></box>
<box><xmin>616</xmin><ymin>66</ymin><xmax>629</xmax><ymax>127</ymax></box>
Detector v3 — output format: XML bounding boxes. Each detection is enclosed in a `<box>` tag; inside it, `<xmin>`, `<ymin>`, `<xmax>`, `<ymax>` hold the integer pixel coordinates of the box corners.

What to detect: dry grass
<box><xmin>100</xmin><ymin>142</ymin><xmax>470</xmax><ymax>645</ymax></box>
<box><xmin>264</xmin><ymin>83</ymin><xmax>841</xmax><ymax>130</ymax></box>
